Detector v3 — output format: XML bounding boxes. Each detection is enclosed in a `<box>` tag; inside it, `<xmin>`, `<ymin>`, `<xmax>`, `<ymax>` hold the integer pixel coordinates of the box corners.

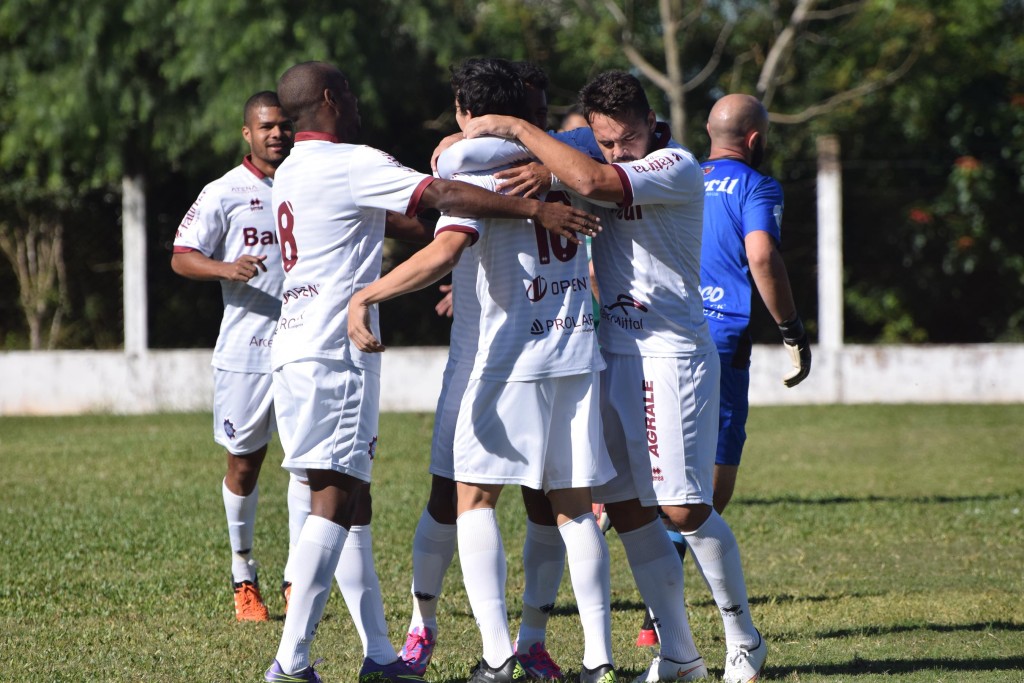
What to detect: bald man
<box><xmin>262</xmin><ymin>61</ymin><xmax>599</xmax><ymax>683</ymax></box>
<box><xmin>700</xmin><ymin>93</ymin><xmax>810</xmax><ymax>513</ymax></box>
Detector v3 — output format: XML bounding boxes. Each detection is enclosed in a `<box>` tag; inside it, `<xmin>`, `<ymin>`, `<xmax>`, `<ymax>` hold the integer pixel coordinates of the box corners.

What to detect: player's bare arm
<box><xmin>171</xmin><ymin>250</ymin><xmax>267</xmax><ymax>283</ymax></box>
<box><xmin>348</xmin><ymin>231</ymin><xmax>473</xmax><ymax>353</ymax></box>
<box><xmin>745</xmin><ymin>231</ymin><xmax>797</xmax><ymax>325</ymax></box>
<box><xmin>385</xmin><ymin>211</ymin><xmax>433</xmax><ymax>244</ymax></box>
<box><xmin>493</xmin><ymin>161</ymin><xmax>551</xmax><ymax>199</ymax></box>
<box><xmin>464</xmin><ymin>115</ymin><xmax>625</xmax><ymax>203</ymax></box>
<box><xmin>430</xmin><ymin>131</ymin><xmax>465</xmax><ymax>174</ymax></box>
<box><xmin>746</xmin><ymin>231</ymin><xmax>811</xmax><ymax>387</ymax></box>
<box><xmin>421</xmin><ymin>178</ymin><xmax>600</xmax><ymax>245</ymax></box>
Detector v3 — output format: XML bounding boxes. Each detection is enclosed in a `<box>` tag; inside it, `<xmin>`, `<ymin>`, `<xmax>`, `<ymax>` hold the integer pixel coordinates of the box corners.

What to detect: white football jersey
<box><xmin>173</xmin><ymin>157</ymin><xmax>283</xmax><ymax>373</ymax></box>
<box><xmin>589</xmin><ymin>139</ymin><xmax>715</xmax><ymax>357</ymax></box>
<box><xmin>435</xmin><ymin>172</ymin><xmax>601</xmax><ymax>381</ymax></box>
<box><xmin>270</xmin><ymin>133</ymin><xmax>434</xmax><ymax>373</ymax></box>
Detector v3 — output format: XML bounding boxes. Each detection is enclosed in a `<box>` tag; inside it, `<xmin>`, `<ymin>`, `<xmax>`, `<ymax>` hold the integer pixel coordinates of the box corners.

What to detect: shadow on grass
<box><xmin>816</xmin><ymin>620</ymin><xmax>1024</xmax><ymax>639</ymax></box>
<box><xmin>774</xmin><ymin>654</ymin><xmax>1024</xmax><ymax>677</ymax></box>
<box><xmin>738</xmin><ymin>492</ymin><xmax>1022</xmax><ymax>506</ymax></box>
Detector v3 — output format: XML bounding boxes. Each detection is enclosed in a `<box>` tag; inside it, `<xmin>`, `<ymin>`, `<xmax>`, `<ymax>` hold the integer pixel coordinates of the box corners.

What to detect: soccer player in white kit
<box><xmin>348</xmin><ymin>56</ymin><xmax>616</xmax><ymax>683</ymax></box>
<box><xmin>172</xmin><ymin>91</ymin><xmax>303</xmax><ymax>623</ymax></box>
<box><xmin>464</xmin><ymin>71</ymin><xmax>768</xmax><ymax>683</ymax></box>
<box><xmin>263</xmin><ymin>61</ymin><xmax>601</xmax><ymax>683</ymax></box>
<box><xmin>398</xmin><ymin>61</ymin><xmax>599</xmax><ymax>682</ymax></box>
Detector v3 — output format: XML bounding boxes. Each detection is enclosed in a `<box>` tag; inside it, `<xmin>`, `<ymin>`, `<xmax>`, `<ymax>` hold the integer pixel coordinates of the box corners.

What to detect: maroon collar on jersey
<box><xmin>242</xmin><ymin>154</ymin><xmax>269</xmax><ymax>180</ymax></box>
<box><xmin>296</xmin><ymin>131</ymin><xmax>340</xmax><ymax>143</ymax></box>
<box><xmin>652</xmin><ymin>121</ymin><xmax>672</xmax><ymax>151</ymax></box>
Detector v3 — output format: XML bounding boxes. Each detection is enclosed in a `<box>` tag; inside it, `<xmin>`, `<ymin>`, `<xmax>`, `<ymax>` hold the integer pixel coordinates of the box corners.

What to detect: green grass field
<box><xmin>1</xmin><ymin>404</ymin><xmax>1022</xmax><ymax>682</ymax></box>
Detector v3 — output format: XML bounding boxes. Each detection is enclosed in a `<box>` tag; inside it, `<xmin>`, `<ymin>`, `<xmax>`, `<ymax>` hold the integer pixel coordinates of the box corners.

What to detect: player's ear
<box><xmin>647</xmin><ymin>110</ymin><xmax>656</xmax><ymax>132</ymax></box>
<box><xmin>242</xmin><ymin>126</ymin><xmax>252</xmax><ymax>145</ymax></box>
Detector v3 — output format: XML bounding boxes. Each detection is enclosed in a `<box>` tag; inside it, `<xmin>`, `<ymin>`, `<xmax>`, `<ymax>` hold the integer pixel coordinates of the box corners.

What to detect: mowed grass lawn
<box><xmin>1</xmin><ymin>404</ymin><xmax>1022</xmax><ymax>682</ymax></box>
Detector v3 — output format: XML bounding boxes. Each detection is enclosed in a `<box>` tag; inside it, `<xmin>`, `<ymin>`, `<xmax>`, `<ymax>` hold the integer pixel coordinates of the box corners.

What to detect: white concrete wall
<box><xmin>0</xmin><ymin>345</ymin><xmax>1021</xmax><ymax>416</ymax></box>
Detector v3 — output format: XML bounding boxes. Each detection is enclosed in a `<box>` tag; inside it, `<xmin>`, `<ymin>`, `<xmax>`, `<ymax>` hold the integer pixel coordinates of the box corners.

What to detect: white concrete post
<box><xmin>816</xmin><ymin>135</ymin><xmax>844</xmax><ymax>351</ymax></box>
<box><xmin>122</xmin><ymin>174</ymin><xmax>148</xmax><ymax>356</ymax></box>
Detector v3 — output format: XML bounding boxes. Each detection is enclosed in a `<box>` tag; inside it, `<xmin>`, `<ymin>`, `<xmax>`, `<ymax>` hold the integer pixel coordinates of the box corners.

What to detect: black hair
<box><xmin>578</xmin><ymin>70</ymin><xmax>651</xmax><ymax>123</ymax></box>
<box><xmin>450</xmin><ymin>58</ymin><xmax>529</xmax><ymax>119</ymax></box>
<box><xmin>513</xmin><ymin>61</ymin><xmax>549</xmax><ymax>92</ymax></box>
<box><xmin>243</xmin><ymin>91</ymin><xmax>282</xmax><ymax>126</ymax></box>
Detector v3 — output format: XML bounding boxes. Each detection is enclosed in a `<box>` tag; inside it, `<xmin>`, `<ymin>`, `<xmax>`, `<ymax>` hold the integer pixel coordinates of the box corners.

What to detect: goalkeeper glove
<box><xmin>779</xmin><ymin>316</ymin><xmax>811</xmax><ymax>387</ymax></box>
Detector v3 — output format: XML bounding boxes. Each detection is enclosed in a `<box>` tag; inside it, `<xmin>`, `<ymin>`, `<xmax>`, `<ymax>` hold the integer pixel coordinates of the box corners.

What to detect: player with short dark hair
<box><xmin>463</xmin><ymin>69</ymin><xmax>768</xmax><ymax>683</ymax></box>
<box><xmin>171</xmin><ymin>91</ymin><xmax>298</xmax><ymax>624</ymax></box>
<box><xmin>350</xmin><ymin>55</ymin><xmax>615</xmax><ymax>683</ymax></box>
<box><xmin>261</xmin><ymin>60</ymin><xmax>599</xmax><ymax>683</ymax></box>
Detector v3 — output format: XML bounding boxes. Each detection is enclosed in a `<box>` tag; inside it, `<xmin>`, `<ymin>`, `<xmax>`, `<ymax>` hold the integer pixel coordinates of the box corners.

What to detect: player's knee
<box><xmin>663</xmin><ymin>503</ymin><xmax>711</xmax><ymax>533</ymax></box>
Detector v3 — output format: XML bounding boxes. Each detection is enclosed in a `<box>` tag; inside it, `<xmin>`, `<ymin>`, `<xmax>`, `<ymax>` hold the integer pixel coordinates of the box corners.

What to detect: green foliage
<box><xmin>1</xmin><ymin>406</ymin><xmax>1022</xmax><ymax>680</ymax></box>
<box><xmin>0</xmin><ymin>0</ymin><xmax>1022</xmax><ymax>347</ymax></box>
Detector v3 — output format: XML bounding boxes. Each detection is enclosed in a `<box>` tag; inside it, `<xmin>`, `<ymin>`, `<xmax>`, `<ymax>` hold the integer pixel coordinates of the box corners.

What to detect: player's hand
<box><xmin>463</xmin><ymin>115</ymin><xmax>522</xmax><ymax>141</ymax></box>
<box><xmin>435</xmin><ymin>284</ymin><xmax>454</xmax><ymax>318</ymax></box>
<box><xmin>430</xmin><ymin>132</ymin><xmax>465</xmax><ymax>174</ymax></box>
<box><xmin>532</xmin><ymin>201</ymin><xmax>600</xmax><ymax>245</ymax></box>
<box><xmin>347</xmin><ymin>297</ymin><xmax>386</xmax><ymax>353</ymax></box>
<box><xmin>779</xmin><ymin>316</ymin><xmax>811</xmax><ymax>387</ymax></box>
<box><xmin>226</xmin><ymin>254</ymin><xmax>267</xmax><ymax>282</ymax></box>
<box><xmin>495</xmin><ymin>162</ymin><xmax>551</xmax><ymax>199</ymax></box>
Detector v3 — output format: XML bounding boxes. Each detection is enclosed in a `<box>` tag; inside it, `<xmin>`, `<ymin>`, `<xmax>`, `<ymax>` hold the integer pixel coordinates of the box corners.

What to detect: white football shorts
<box><xmin>453</xmin><ymin>371</ymin><xmax>615</xmax><ymax>492</ymax></box>
<box><xmin>429</xmin><ymin>359</ymin><xmax>472</xmax><ymax>479</ymax></box>
<box><xmin>273</xmin><ymin>358</ymin><xmax>380</xmax><ymax>482</ymax></box>
<box><xmin>212</xmin><ymin>369</ymin><xmax>275</xmax><ymax>455</ymax></box>
<box><xmin>593</xmin><ymin>351</ymin><xmax>720</xmax><ymax>507</ymax></box>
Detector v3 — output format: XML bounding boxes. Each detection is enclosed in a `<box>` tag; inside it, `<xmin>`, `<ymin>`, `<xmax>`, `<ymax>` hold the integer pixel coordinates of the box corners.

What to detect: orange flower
<box><xmin>908</xmin><ymin>208</ymin><xmax>933</xmax><ymax>224</ymax></box>
<box><xmin>955</xmin><ymin>156</ymin><xmax>982</xmax><ymax>172</ymax></box>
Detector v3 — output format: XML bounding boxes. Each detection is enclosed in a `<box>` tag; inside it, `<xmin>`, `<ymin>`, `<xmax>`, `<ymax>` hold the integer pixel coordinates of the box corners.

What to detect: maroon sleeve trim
<box><xmin>172</xmin><ymin>246</ymin><xmax>197</xmax><ymax>254</ymax></box>
<box><xmin>612</xmin><ymin>164</ymin><xmax>634</xmax><ymax>208</ymax></box>
<box><xmin>406</xmin><ymin>176</ymin><xmax>436</xmax><ymax>216</ymax></box>
<box><xmin>436</xmin><ymin>224</ymin><xmax>479</xmax><ymax>246</ymax></box>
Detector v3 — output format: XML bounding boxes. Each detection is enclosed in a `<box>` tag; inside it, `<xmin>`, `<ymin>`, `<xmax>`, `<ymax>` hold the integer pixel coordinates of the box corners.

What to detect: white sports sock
<box><xmin>275</xmin><ymin>516</ymin><xmax>347</xmax><ymax>674</ymax></box>
<box><xmin>618</xmin><ymin>519</ymin><xmax>700</xmax><ymax>663</ymax></box>
<box><xmin>409</xmin><ymin>508</ymin><xmax>457</xmax><ymax>634</ymax></box>
<box><xmin>334</xmin><ymin>524</ymin><xmax>397</xmax><ymax>664</ymax></box>
<box><xmin>516</xmin><ymin>520</ymin><xmax>565</xmax><ymax>650</ymax></box>
<box><xmin>457</xmin><ymin>508</ymin><xmax>513</xmax><ymax>669</ymax></box>
<box><xmin>222</xmin><ymin>479</ymin><xmax>259</xmax><ymax>583</ymax></box>
<box><xmin>558</xmin><ymin>514</ymin><xmax>613</xmax><ymax>670</ymax></box>
<box><xmin>683</xmin><ymin>511</ymin><xmax>758</xmax><ymax>648</ymax></box>
<box><xmin>283</xmin><ymin>475</ymin><xmax>311</xmax><ymax>585</ymax></box>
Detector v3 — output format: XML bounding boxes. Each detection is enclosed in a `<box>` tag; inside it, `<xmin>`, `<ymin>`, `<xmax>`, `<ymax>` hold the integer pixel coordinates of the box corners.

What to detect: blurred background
<box><xmin>1</xmin><ymin>0</ymin><xmax>1022</xmax><ymax>352</ymax></box>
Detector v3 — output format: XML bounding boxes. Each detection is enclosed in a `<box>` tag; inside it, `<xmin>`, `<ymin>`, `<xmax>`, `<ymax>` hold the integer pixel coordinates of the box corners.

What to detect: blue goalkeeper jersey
<box><xmin>700</xmin><ymin>158</ymin><xmax>784</xmax><ymax>356</ymax></box>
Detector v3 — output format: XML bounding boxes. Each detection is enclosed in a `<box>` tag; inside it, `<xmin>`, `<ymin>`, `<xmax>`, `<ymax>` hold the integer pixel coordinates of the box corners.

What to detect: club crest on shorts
<box><xmin>367</xmin><ymin>435</ymin><xmax>378</xmax><ymax>460</ymax></box>
<box><xmin>223</xmin><ymin>419</ymin><xmax>237</xmax><ymax>439</ymax></box>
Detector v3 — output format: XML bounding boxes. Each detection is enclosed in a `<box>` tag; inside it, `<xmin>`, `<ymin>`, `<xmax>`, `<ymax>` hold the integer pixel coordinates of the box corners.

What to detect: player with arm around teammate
<box><xmin>387</xmin><ymin>58</ymin><xmax>610</xmax><ymax>682</ymax></box>
<box><xmin>171</xmin><ymin>91</ymin><xmax>304</xmax><ymax>623</ymax></box>
<box><xmin>350</xmin><ymin>56</ymin><xmax>616</xmax><ymax>683</ymax></box>
<box><xmin>464</xmin><ymin>71</ymin><xmax>768</xmax><ymax>683</ymax></box>
<box><xmin>262</xmin><ymin>60</ymin><xmax>599</xmax><ymax>683</ymax></box>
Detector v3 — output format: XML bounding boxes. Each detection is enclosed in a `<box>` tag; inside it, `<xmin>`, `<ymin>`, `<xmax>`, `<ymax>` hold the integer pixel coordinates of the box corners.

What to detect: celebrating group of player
<box><xmin>172</xmin><ymin>55</ymin><xmax>810</xmax><ymax>683</ymax></box>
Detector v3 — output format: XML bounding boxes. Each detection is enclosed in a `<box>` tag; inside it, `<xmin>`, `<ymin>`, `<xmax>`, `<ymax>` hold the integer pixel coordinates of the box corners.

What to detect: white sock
<box><xmin>275</xmin><ymin>516</ymin><xmax>347</xmax><ymax>674</ymax></box>
<box><xmin>334</xmin><ymin>525</ymin><xmax>397</xmax><ymax>664</ymax></box>
<box><xmin>283</xmin><ymin>475</ymin><xmax>311</xmax><ymax>585</ymax></box>
<box><xmin>409</xmin><ymin>508</ymin><xmax>457</xmax><ymax>634</ymax></box>
<box><xmin>618</xmin><ymin>519</ymin><xmax>701</xmax><ymax>663</ymax></box>
<box><xmin>457</xmin><ymin>508</ymin><xmax>512</xmax><ymax>669</ymax></box>
<box><xmin>222</xmin><ymin>479</ymin><xmax>258</xmax><ymax>583</ymax></box>
<box><xmin>558</xmin><ymin>514</ymin><xmax>613</xmax><ymax>670</ymax></box>
<box><xmin>683</xmin><ymin>511</ymin><xmax>758</xmax><ymax>648</ymax></box>
<box><xmin>516</xmin><ymin>520</ymin><xmax>565</xmax><ymax>651</ymax></box>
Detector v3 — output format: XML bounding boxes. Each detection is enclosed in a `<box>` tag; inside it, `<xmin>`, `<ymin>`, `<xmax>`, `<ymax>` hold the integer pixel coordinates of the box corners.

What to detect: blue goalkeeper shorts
<box><xmin>716</xmin><ymin>356</ymin><xmax>749</xmax><ymax>467</ymax></box>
